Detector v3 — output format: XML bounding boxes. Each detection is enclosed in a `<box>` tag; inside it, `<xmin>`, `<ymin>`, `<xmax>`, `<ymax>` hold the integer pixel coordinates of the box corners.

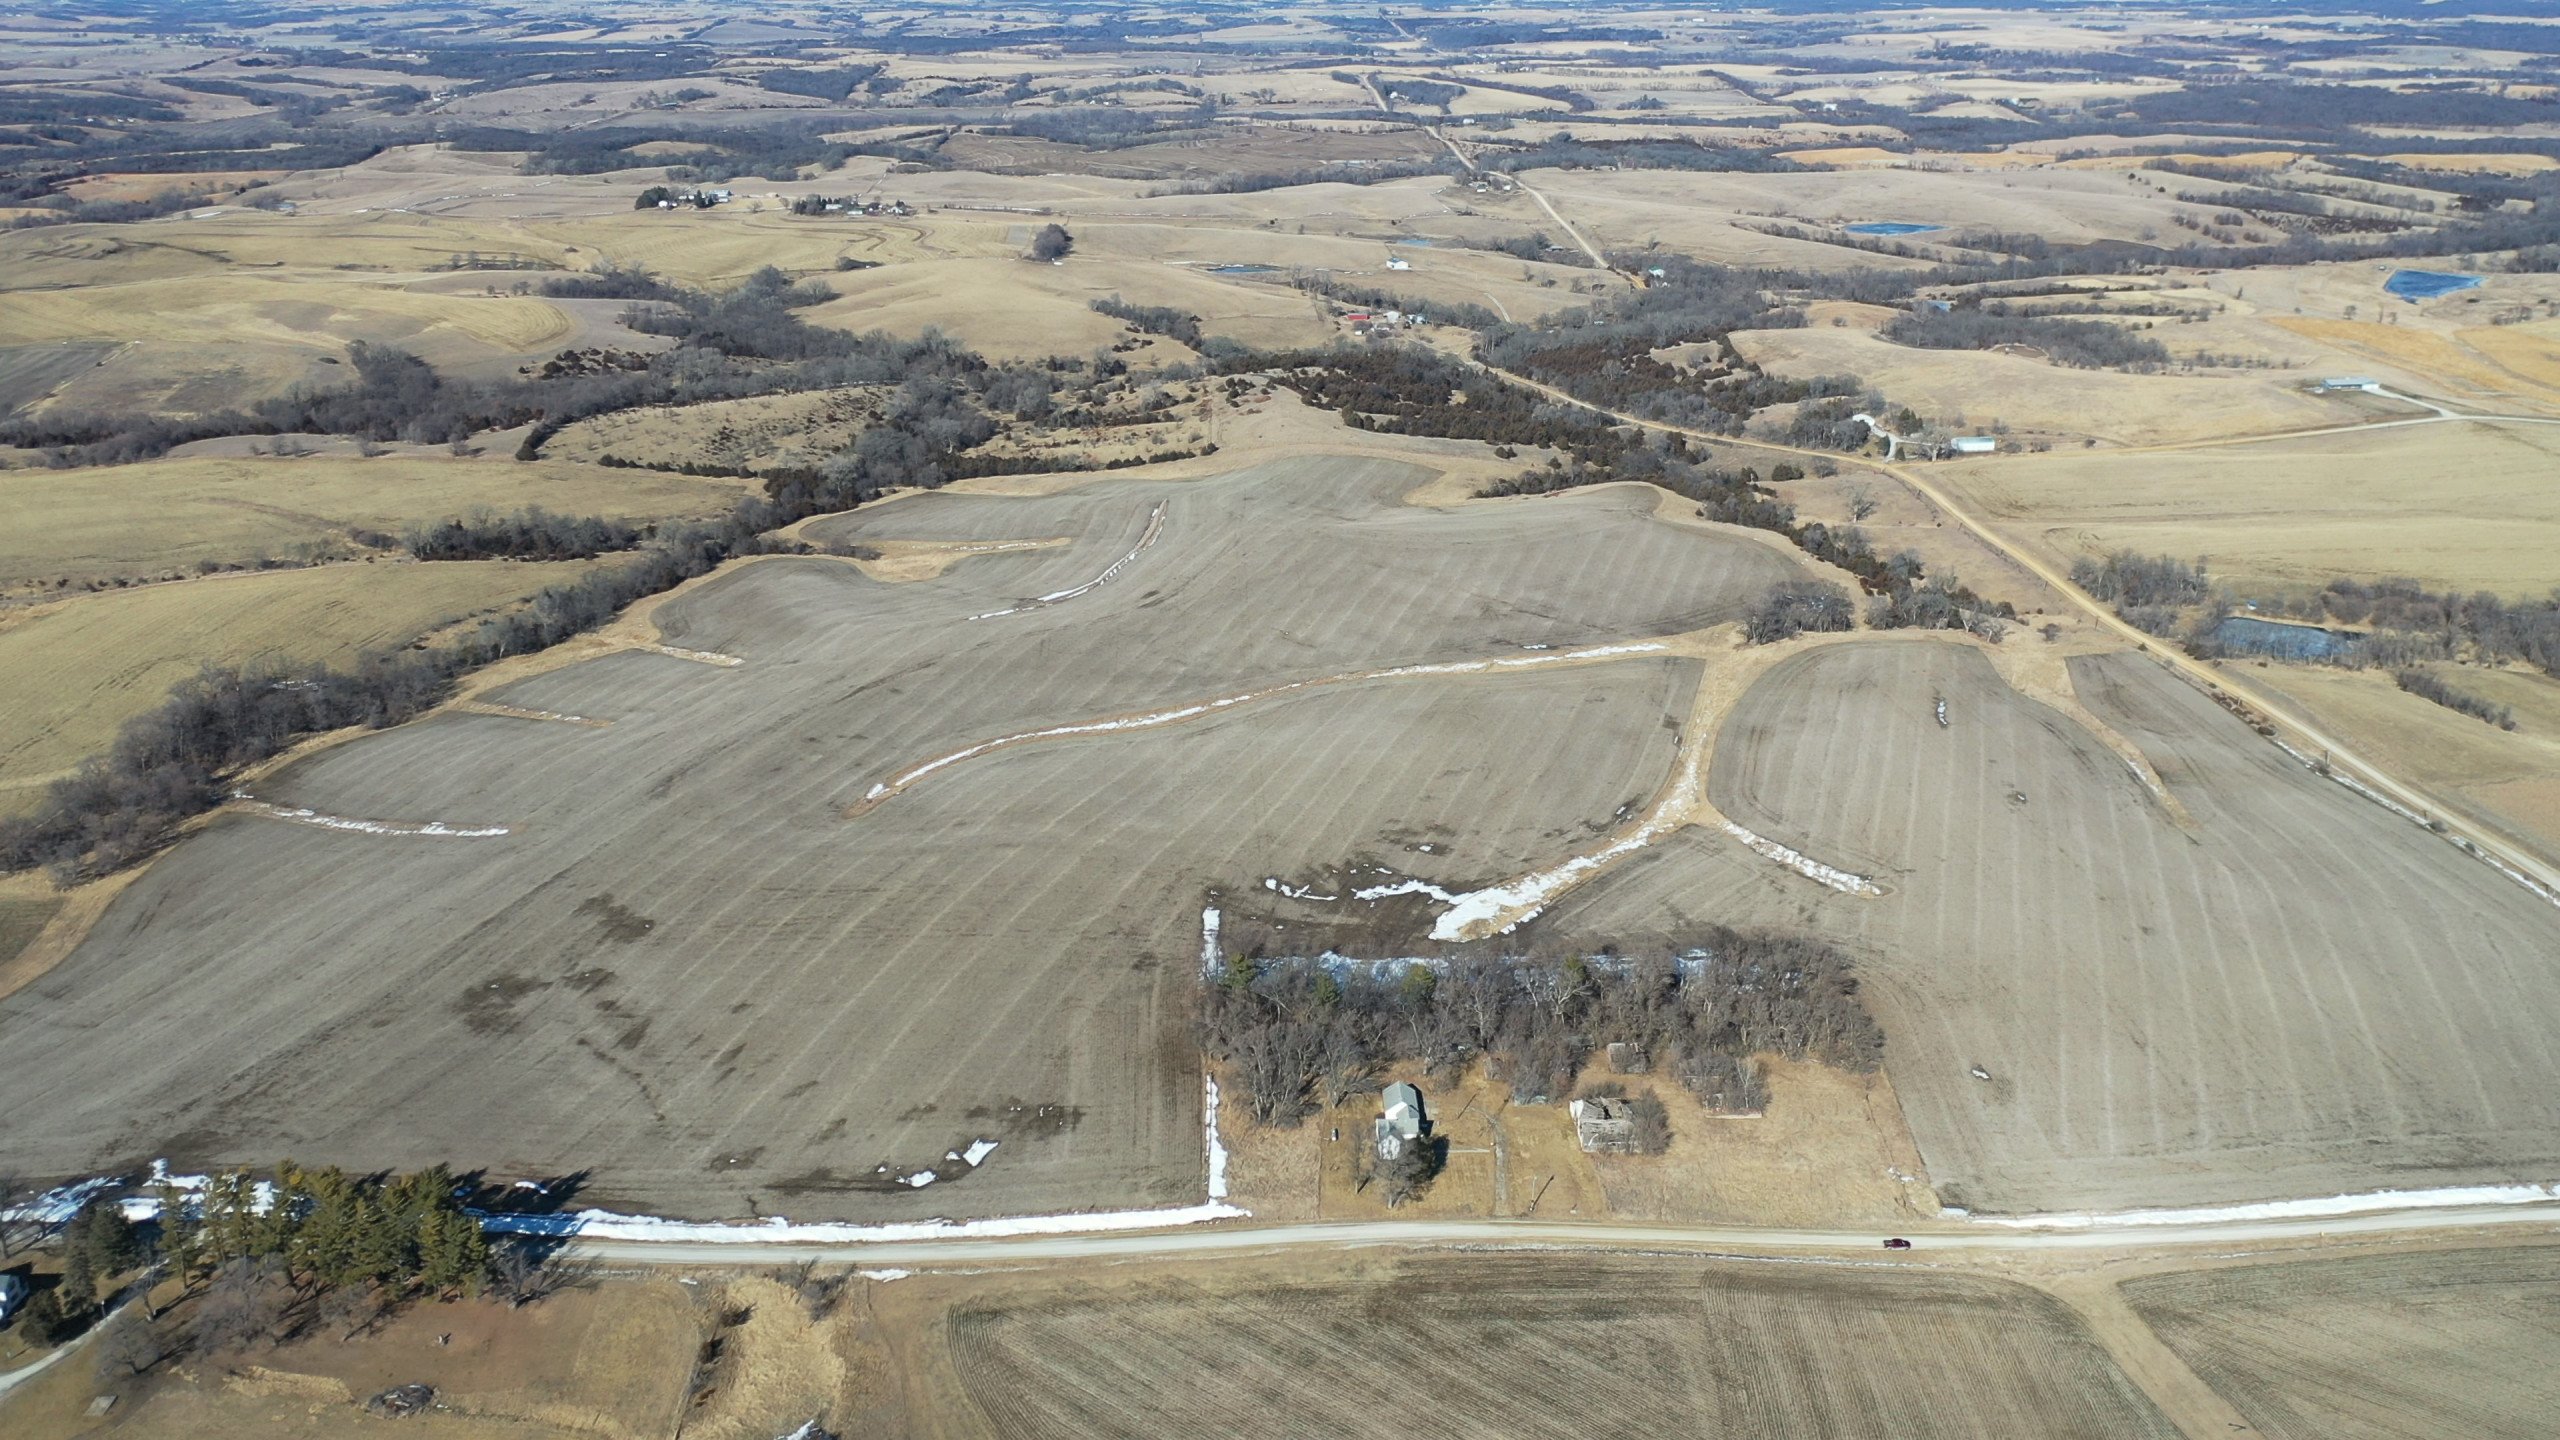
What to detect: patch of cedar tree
<box><xmin>1198</xmin><ymin>934</ymin><xmax>1880</xmax><ymax>1127</ymax></box>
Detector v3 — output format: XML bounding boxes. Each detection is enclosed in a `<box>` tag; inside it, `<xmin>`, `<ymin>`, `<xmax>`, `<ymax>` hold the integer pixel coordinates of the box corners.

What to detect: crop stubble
<box><xmin>939</xmin><ymin>1253</ymin><xmax>2176</xmax><ymax>1439</ymax></box>
<box><xmin>0</xmin><ymin>456</ymin><xmax>1793</xmax><ymax>1218</ymax></box>
<box><xmin>1541</xmin><ymin>639</ymin><xmax>2560</xmax><ymax>1214</ymax></box>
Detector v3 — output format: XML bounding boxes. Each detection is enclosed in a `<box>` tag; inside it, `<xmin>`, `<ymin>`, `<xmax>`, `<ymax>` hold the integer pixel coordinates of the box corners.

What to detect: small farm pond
<box><xmin>2210</xmin><ymin>615</ymin><xmax>2363</xmax><ymax>660</ymax></box>
<box><xmin>1845</xmin><ymin>222</ymin><xmax>1943</xmax><ymax>236</ymax></box>
<box><xmin>2385</xmin><ymin>269</ymin><xmax>2482</xmax><ymax>301</ymax></box>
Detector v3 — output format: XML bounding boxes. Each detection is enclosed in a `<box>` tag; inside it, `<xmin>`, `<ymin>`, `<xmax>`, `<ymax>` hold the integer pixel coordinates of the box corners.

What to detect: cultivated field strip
<box><xmin>2123</xmin><ymin>1248</ymin><xmax>2560</xmax><ymax>1439</ymax></box>
<box><xmin>0</xmin><ymin>454</ymin><xmax>1776</xmax><ymax>1219</ymax></box>
<box><xmin>1592</xmin><ymin>639</ymin><xmax>2560</xmax><ymax>1215</ymax></box>
<box><xmin>941</xmin><ymin>1253</ymin><xmax>2176</xmax><ymax>1439</ymax></box>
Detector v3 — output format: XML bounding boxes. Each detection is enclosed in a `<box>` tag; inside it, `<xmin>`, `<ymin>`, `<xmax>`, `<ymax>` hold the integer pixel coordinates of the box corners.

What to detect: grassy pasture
<box><xmin>1932</xmin><ymin>422</ymin><xmax>2560</xmax><ymax>597</ymax></box>
<box><xmin>0</xmin><ymin>559</ymin><xmax>611</xmax><ymax>811</ymax></box>
<box><xmin>0</xmin><ymin>454</ymin><xmax>739</xmax><ymax>592</ymax></box>
<box><xmin>2239</xmin><ymin>661</ymin><xmax>2560</xmax><ymax>862</ymax></box>
<box><xmin>0</xmin><ymin>1270</ymin><xmax>699</xmax><ymax>1440</ymax></box>
<box><xmin>1730</xmin><ymin>323</ymin><xmax>2335</xmax><ymax>447</ymax></box>
<box><xmin>2124</xmin><ymin>1247</ymin><xmax>2560</xmax><ymax>1439</ymax></box>
<box><xmin>934</xmin><ymin>1253</ymin><xmax>2176</xmax><ymax>1439</ymax></box>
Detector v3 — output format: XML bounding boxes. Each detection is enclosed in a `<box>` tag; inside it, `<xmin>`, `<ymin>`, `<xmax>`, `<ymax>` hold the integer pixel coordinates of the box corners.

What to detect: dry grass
<box><xmin>1587</xmin><ymin>1055</ymin><xmax>1940</xmax><ymax>1227</ymax></box>
<box><xmin>1733</xmin><ymin>323</ymin><xmax>2333</xmax><ymax>448</ymax></box>
<box><xmin>1931</xmin><ymin>421</ymin><xmax>2560</xmax><ymax>597</ymax></box>
<box><xmin>0</xmin><ymin>1277</ymin><xmax>700</xmax><ymax>1440</ymax></box>
<box><xmin>2380</xmin><ymin>152</ymin><xmax>2560</xmax><ymax>176</ymax></box>
<box><xmin>2270</xmin><ymin>316</ymin><xmax>2560</xmax><ymax>412</ymax></box>
<box><xmin>0</xmin><ymin>559</ymin><xmax>613</xmax><ymax>810</ymax></box>
<box><xmin>543</xmin><ymin>389</ymin><xmax>882</xmax><ymax>473</ymax></box>
<box><xmin>0</xmin><ymin>454</ymin><xmax>738</xmax><ymax>593</ymax></box>
<box><xmin>2234</xmin><ymin>660</ymin><xmax>2560</xmax><ymax>862</ymax></box>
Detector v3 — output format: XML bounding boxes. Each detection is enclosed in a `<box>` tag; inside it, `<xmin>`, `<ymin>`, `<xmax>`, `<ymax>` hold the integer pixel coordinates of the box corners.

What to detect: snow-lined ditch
<box><xmin>1965</xmin><ymin>1181</ymin><xmax>2560</xmax><ymax>1230</ymax></box>
<box><xmin>2273</xmin><ymin>738</ymin><xmax>2560</xmax><ymax>911</ymax></box>
<box><xmin>862</xmin><ymin>643</ymin><xmax>1671</xmax><ymax>806</ymax></box>
<box><xmin>478</xmin><ymin>1073</ymin><xmax>1243</xmax><ymax>1245</ymax></box>
<box><xmin>641</xmin><ymin>643</ymin><xmax>744</xmax><ymax>667</ymax></box>
<box><xmin>235</xmin><ymin>798</ymin><xmax>511</xmax><ymax>839</ymax></box>
<box><xmin>1718</xmin><ymin>822</ymin><xmax>1884</xmax><ymax>896</ymax></box>
<box><xmin>24</xmin><ymin>1078</ymin><xmax>1245</xmax><ymax>1249</ymax></box>
<box><xmin>970</xmin><ymin>501</ymin><xmax>1166</xmax><ymax>620</ymax></box>
<box><xmin>1250</xmin><ymin>740</ymin><xmax>1878</xmax><ymax>942</ymax></box>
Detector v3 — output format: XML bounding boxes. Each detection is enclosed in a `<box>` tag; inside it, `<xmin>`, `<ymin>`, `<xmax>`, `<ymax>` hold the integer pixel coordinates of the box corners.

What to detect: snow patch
<box><xmin>903</xmin><ymin>1171</ymin><xmax>938</xmax><ymax>1188</ymax></box>
<box><xmin>1968</xmin><ymin>1182</ymin><xmax>2560</xmax><ymax>1230</ymax></box>
<box><xmin>1719</xmin><ymin>821</ymin><xmax>1883</xmax><ymax>896</ymax></box>
<box><xmin>479</xmin><ymin>1202</ymin><xmax>1250</xmax><ymax>1245</ymax></box>
<box><xmin>962</xmin><ymin>1139</ymin><xmax>999</xmax><ymax>1167</ymax></box>
<box><xmin>1199</xmin><ymin>905</ymin><xmax>1221</xmax><ymax>972</ymax></box>
<box><xmin>642</xmin><ymin>643</ymin><xmax>744</xmax><ymax>667</ymax></box>
<box><xmin>1204</xmin><ymin>1073</ymin><xmax>1230</xmax><ymax>1201</ymax></box>
<box><xmin>858</xmin><ymin>1269</ymin><xmax>911</xmax><ymax>1283</ymax></box>
<box><xmin>1352</xmin><ymin>877</ymin><xmax>1464</xmax><ymax>905</ymax></box>
<box><xmin>971</xmin><ymin>501</ymin><xmax>1166</xmax><ymax>619</ymax></box>
<box><xmin>235</xmin><ymin>799</ymin><xmax>510</xmax><ymax>838</ymax></box>
<box><xmin>1263</xmin><ymin>877</ymin><xmax>1338</xmax><ymax>901</ymax></box>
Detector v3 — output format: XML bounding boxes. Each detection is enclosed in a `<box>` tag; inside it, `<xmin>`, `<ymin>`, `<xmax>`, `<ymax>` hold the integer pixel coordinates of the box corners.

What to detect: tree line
<box><xmin>1198</xmin><ymin>930</ymin><xmax>1883</xmax><ymax>1126</ymax></box>
<box><xmin>0</xmin><ymin>498</ymin><xmax>799</xmax><ymax>883</ymax></box>
<box><xmin>1090</xmin><ymin>295</ymin><xmax>1203</xmax><ymax>347</ymax></box>
<box><xmin>4</xmin><ymin>266</ymin><xmax>982</xmax><ymax>467</ymax></box>
<box><xmin>1883</xmin><ymin>307</ymin><xmax>2174</xmax><ymax>371</ymax></box>
<box><xmin>404</xmin><ymin>507</ymin><xmax>643</xmax><ymax>561</ymax></box>
<box><xmin>2076</xmin><ymin>549</ymin><xmax>2560</xmax><ymax>691</ymax></box>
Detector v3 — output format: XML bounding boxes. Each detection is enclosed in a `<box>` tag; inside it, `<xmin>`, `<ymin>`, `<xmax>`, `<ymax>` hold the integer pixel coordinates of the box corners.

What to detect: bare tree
<box><xmin>0</xmin><ymin>1171</ymin><xmax>22</xmax><ymax>1257</ymax></box>
<box><xmin>94</xmin><ymin>1313</ymin><xmax>165</xmax><ymax>1379</ymax></box>
<box><xmin>490</xmin><ymin>1238</ymin><xmax>546</xmax><ymax>1308</ymax></box>
<box><xmin>318</xmin><ymin>1281</ymin><xmax>379</xmax><ymax>1342</ymax></box>
<box><xmin>191</xmin><ymin>1257</ymin><xmax>284</xmax><ymax>1362</ymax></box>
<box><xmin>1848</xmin><ymin>485</ymin><xmax>1878</xmax><ymax>521</ymax></box>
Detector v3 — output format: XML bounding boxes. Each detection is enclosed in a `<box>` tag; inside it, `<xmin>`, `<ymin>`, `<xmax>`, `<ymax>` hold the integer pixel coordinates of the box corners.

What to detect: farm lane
<box><xmin>1467</xmin><ymin>356</ymin><xmax>2560</xmax><ymax>903</ymax></box>
<box><xmin>562</xmin><ymin>1201</ymin><xmax>2560</xmax><ymax>1268</ymax></box>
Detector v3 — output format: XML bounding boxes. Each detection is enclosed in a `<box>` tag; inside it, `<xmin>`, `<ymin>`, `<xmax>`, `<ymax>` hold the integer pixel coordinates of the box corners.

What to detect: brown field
<box><xmin>0</xmin><ymin>342</ymin><xmax>116</xmax><ymax>415</ymax></box>
<box><xmin>1929</xmin><ymin>421</ymin><xmax>2560</xmax><ymax>597</ymax></box>
<box><xmin>0</xmin><ymin>455</ymin><xmax>1806</xmax><ymax>1218</ymax></box>
<box><xmin>0</xmin><ymin>559</ymin><xmax>612</xmax><ymax>811</ymax></box>
<box><xmin>542</xmin><ymin>388</ymin><xmax>884</xmax><ymax>472</ymax></box>
<box><xmin>0</xmin><ymin>455</ymin><xmax>739</xmax><ymax>594</ymax></box>
<box><xmin>2237</xmin><ymin>661</ymin><xmax>2560</xmax><ymax>862</ymax></box>
<box><xmin>1730</xmin><ymin>322</ymin><xmax>2336</xmax><ymax>447</ymax></box>
<box><xmin>0</xmin><ymin>884</ymin><xmax>57</xmax><ymax>971</ymax></box>
<box><xmin>922</xmin><ymin>1252</ymin><xmax>2177</xmax><ymax>1438</ymax></box>
<box><xmin>2124</xmin><ymin>1247</ymin><xmax>2560</xmax><ymax>1439</ymax></box>
<box><xmin>0</xmin><ymin>1273</ymin><xmax>700</xmax><ymax>1440</ymax></box>
<box><xmin>1525</xmin><ymin>162</ymin><xmax>2206</xmax><ymax>259</ymax></box>
<box><xmin>1536</xmin><ymin>639</ymin><xmax>2560</xmax><ymax>1214</ymax></box>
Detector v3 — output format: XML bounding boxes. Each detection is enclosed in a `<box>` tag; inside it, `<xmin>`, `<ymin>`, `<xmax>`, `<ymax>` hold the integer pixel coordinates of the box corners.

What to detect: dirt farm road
<box><xmin>564</xmin><ymin>1200</ymin><xmax>2560</xmax><ymax>1268</ymax></box>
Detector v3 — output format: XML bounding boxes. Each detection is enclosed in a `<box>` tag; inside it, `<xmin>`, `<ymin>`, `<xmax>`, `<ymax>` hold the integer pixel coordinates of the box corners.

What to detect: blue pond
<box><xmin>2210</xmin><ymin>615</ymin><xmax>2363</xmax><ymax>661</ymax></box>
<box><xmin>2385</xmin><ymin>269</ymin><xmax>2482</xmax><ymax>301</ymax></box>
<box><xmin>1846</xmin><ymin>222</ymin><xmax>1942</xmax><ymax>236</ymax></box>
